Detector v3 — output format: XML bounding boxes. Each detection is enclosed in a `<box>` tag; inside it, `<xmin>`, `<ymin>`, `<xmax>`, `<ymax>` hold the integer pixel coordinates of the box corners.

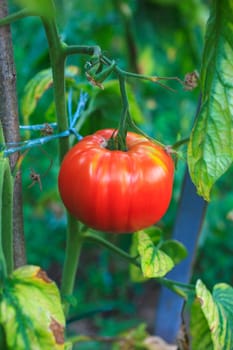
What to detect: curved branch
<box><xmin>0</xmin><ymin>9</ymin><xmax>35</xmax><ymax>26</ymax></box>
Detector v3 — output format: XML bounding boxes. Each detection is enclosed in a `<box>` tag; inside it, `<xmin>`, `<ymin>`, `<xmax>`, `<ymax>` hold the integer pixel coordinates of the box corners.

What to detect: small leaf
<box><xmin>21</xmin><ymin>66</ymin><xmax>79</xmax><ymax>124</ymax></box>
<box><xmin>137</xmin><ymin>230</ymin><xmax>174</xmax><ymax>278</ymax></box>
<box><xmin>21</xmin><ymin>68</ymin><xmax>53</xmax><ymax>122</ymax></box>
<box><xmin>191</xmin><ymin>279</ymin><xmax>233</xmax><ymax>350</ymax></box>
<box><xmin>188</xmin><ymin>0</ymin><xmax>233</xmax><ymax>200</ymax></box>
<box><xmin>144</xmin><ymin>226</ymin><xmax>163</xmax><ymax>246</ymax></box>
<box><xmin>0</xmin><ymin>265</ymin><xmax>65</xmax><ymax>350</ymax></box>
<box><xmin>136</xmin><ymin>229</ymin><xmax>187</xmax><ymax>278</ymax></box>
<box><xmin>160</xmin><ymin>240</ymin><xmax>187</xmax><ymax>265</ymax></box>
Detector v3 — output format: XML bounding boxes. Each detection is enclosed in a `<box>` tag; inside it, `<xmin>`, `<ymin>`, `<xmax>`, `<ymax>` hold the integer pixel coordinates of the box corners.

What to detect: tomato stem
<box><xmin>84</xmin><ymin>232</ymin><xmax>140</xmax><ymax>267</ymax></box>
<box><xmin>112</xmin><ymin>75</ymin><xmax>129</xmax><ymax>151</ymax></box>
<box><xmin>100</xmin><ymin>55</ymin><xmax>168</xmax><ymax>151</ymax></box>
<box><xmin>101</xmin><ymin>55</ymin><xmax>184</xmax><ymax>90</ymax></box>
<box><xmin>171</xmin><ymin>137</ymin><xmax>190</xmax><ymax>149</ymax></box>
<box><xmin>105</xmin><ymin>75</ymin><xmax>129</xmax><ymax>151</ymax></box>
<box><xmin>157</xmin><ymin>278</ymin><xmax>194</xmax><ymax>299</ymax></box>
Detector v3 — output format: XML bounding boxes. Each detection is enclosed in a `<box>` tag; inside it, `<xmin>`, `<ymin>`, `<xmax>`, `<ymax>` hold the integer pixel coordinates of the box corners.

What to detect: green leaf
<box><xmin>21</xmin><ymin>68</ymin><xmax>53</xmax><ymax>123</ymax></box>
<box><xmin>188</xmin><ymin>0</ymin><xmax>233</xmax><ymax>200</ymax></box>
<box><xmin>137</xmin><ymin>230</ymin><xmax>173</xmax><ymax>278</ymax></box>
<box><xmin>190</xmin><ymin>279</ymin><xmax>233</xmax><ymax>350</ymax></box>
<box><xmin>21</xmin><ymin>66</ymin><xmax>79</xmax><ymax>124</ymax></box>
<box><xmin>190</xmin><ymin>297</ymin><xmax>213</xmax><ymax>350</ymax></box>
<box><xmin>0</xmin><ymin>265</ymin><xmax>65</xmax><ymax>350</ymax></box>
<box><xmin>160</xmin><ymin>239</ymin><xmax>187</xmax><ymax>265</ymax></box>
<box><xmin>64</xmin><ymin>342</ymin><xmax>73</xmax><ymax>350</ymax></box>
<box><xmin>135</xmin><ymin>229</ymin><xmax>187</xmax><ymax>278</ymax></box>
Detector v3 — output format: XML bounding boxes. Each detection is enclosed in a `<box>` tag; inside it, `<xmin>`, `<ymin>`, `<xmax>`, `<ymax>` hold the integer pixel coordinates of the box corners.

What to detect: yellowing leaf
<box><xmin>21</xmin><ymin>66</ymin><xmax>79</xmax><ymax>124</ymax></box>
<box><xmin>137</xmin><ymin>231</ymin><xmax>174</xmax><ymax>278</ymax></box>
<box><xmin>0</xmin><ymin>265</ymin><xmax>65</xmax><ymax>350</ymax></box>
<box><xmin>190</xmin><ymin>280</ymin><xmax>233</xmax><ymax>350</ymax></box>
<box><xmin>135</xmin><ymin>229</ymin><xmax>187</xmax><ymax>279</ymax></box>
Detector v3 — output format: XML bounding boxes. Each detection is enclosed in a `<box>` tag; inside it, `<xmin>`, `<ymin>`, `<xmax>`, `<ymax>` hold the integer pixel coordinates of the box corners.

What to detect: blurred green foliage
<box><xmin>6</xmin><ymin>0</ymin><xmax>233</xmax><ymax>343</ymax></box>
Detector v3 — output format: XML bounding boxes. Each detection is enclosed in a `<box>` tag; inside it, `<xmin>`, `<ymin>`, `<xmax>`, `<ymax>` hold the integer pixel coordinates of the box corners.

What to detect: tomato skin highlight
<box><xmin>58</xmin><ymin>129</ymin><xmax>174</xmax><ymax>233</ymax></box>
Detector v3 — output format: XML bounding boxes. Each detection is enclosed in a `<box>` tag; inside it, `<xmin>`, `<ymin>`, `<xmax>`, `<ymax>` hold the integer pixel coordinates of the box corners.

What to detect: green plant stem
<box><xmin>172</xmin><ymin>137</ymin><xmax>189</xmax><ymax>150</ymax></box>
<box><xmin>1</xmin><ymin>159</ymin><xmax>13</xmax><ymax>276</ymax></box>
<box><xmin>41</xmin><ymin>5</ymin><xmax>112</xmax><ymax>316</ymax></box>
<box><xmin>42</xmin><ymin>20</ymin><xmax>69</xmax><ymax>160</ymax></box>
<box><xmin>115</xmin><ymin>75</ymin><xmax>129</xmax><ymax>150</ymax></box>
<box><xmin>101</xmin><ymin>55</ymin><xmax>183</xmax><ymax>88</ymax></box>
<box><xmin>157</xmin><ymin>277</ymin><xmax>194</xmax><ymax>299</ymax></box>
<box><xmin>0</xmin><ymin>9</ymin><xmax>34</xmax><ymax>26</ymax></box>
<box><xmin>0</xmin><ymin>157</ymin><xmax>13</xmax><ymax>284</ymax></box>
<box><xmin>61</xmin><ymin>215</ymin><xmax>83</xmax><ymax>315</ymax></box>
<box><xmin>84</xmin><ymin>232</ymin><xmax>140</xmax><ymax>266</ymax></box>
<box><xmin>41</xmin><ymin>9</ymin><xmax>81</xmax><ymax>316</ymax></box>
<box><xmin>99</xmin><ymin>55</ymin><xmax>166</xmax><ymax>149</ymax></box>
<box><xmin>163</xmin><ymin>278</ymin><xmax>194</xmax><ymax>290</ymax></box>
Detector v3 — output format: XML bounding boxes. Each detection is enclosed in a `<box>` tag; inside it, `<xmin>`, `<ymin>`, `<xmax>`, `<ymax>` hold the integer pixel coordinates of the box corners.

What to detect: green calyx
<box><xmin>106</xmin><ymin>131</ymin><xmax>128</xmax><ymax>152</ymax></box>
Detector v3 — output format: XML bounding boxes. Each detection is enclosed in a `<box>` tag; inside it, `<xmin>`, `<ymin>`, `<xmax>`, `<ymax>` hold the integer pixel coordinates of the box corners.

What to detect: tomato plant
<box><xmin>1</xmin><ymin>1</ymin><xmax>233</xmax><ymax>349</ymax></box>
<box><xmin>58</xmin><ymin>129</ymin><xmax>174</xmax><ymax>233</ymax></box>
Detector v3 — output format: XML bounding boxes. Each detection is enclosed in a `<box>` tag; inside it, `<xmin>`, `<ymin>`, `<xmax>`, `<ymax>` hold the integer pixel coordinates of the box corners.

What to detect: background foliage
<box><xmin>7</xmin><ymin>0</ymin><xmax>233</xmax><ymax>346</ymax></box>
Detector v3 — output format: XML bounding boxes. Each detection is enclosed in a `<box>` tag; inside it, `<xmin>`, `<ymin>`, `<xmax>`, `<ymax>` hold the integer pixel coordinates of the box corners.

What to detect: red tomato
<box><xmin>58</xmin><ymin>129</ymin><xmax>174</xmax><ymax>233</ymax></box>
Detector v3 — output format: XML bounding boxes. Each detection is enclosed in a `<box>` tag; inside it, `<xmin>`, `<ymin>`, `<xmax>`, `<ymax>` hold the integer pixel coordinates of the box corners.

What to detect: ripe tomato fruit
<box><xmin>58</xmin><ymin>129</ymin><xmax>174</xmax><ymax>233</ymax></box>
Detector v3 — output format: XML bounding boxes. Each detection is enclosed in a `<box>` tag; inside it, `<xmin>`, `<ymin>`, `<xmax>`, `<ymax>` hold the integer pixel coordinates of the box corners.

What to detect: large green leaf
<box><xmin>190</xmin><ymin>279</ymin><xmax>233</xmax><ymax>350</ymax></box>
<box><xmin>159</xmin><ymin>239</ymin><xmax>187</xmax><ymax>265</ymax></box>
<box><xmin>188</xmin><ymin>0</ymin><xmax>233</xmax><ymax>200</ymax></box>
<box><xmin>136</xmin><ymin>229</ymin><xmax>187</xmax><ymax>278</ymax></box>
<box><xmin>190</xmin><ymin>297</ymin><xmax>213</xmax><ymax>350</ymax></box>
<box><xmin>0</xmin><ymin>265</ymin><xmax>65</xmax><ymax>350</ymax></box>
